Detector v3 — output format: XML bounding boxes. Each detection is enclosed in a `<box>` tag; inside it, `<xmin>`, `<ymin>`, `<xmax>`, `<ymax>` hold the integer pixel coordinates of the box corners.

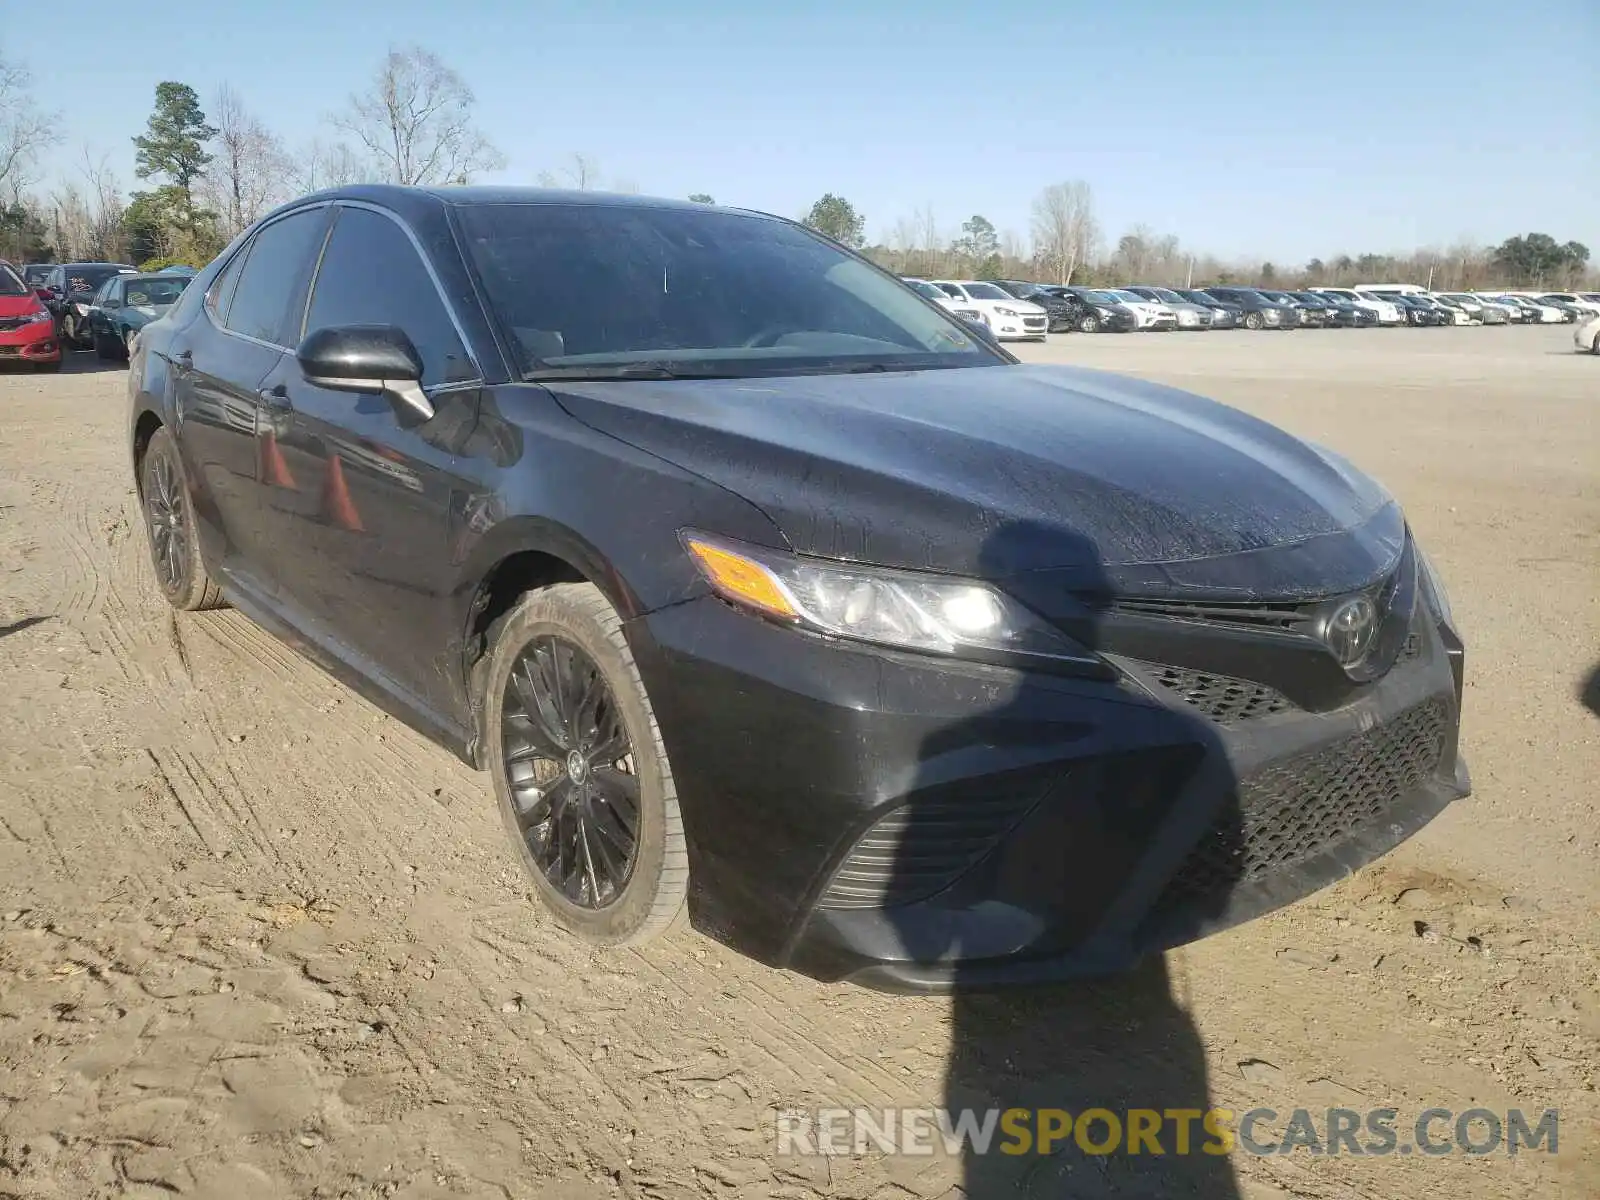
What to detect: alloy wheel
<box><xmin>502</xmin><ymin>636</ymin><xmax>639</xmax><ymax>909</ymax></box>
<box><xmin>145</xmin><ymin>452</ymin><xmax>189</xmax><ymax>590</ymax></box>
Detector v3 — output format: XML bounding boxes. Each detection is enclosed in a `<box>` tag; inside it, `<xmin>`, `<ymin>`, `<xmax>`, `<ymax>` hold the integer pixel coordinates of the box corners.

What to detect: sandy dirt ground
<box><xmin>0</xmin><ymin>325</ymin><xmax>1595</xmax><ymax>1200</ymax></box>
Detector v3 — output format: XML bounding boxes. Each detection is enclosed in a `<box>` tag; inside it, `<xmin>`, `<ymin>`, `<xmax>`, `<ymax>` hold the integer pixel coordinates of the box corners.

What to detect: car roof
<box><xmin>281</xmin><ymin>184</ymin><xmax>776</xmax><ymax>225</ymax></box>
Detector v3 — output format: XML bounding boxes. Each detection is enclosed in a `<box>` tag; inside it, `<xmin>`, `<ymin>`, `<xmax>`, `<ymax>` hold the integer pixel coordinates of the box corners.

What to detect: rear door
<box><xmin>259</xmin><ymin>202</ymin><xmax>489</xmax><ymax>721</ymax></box>
<box><xmin>169</xmin><ymin>206</ymin><xmax>332</xmax><ymax>595</ymax></box>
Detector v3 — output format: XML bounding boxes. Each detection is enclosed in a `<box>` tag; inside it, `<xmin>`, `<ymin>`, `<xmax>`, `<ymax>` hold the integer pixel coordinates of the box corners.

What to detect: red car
<box><xmin>0</xmin><ymin>261</ymin><xmax>62</xmax><ymax>371</ymax></box>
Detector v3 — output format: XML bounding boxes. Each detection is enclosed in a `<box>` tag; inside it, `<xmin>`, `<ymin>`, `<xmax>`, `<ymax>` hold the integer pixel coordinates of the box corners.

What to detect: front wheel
<box><xmin>1077</xmin><ymin>314</ymin><xmax>1100</xmax><ymax>333</ymax></box>
<box><xmin>484</xmin><ymin>582</ymin><xmax>688</xmax><ymax>945</ymax></box>
<box><xmin>1243</xmin><ymin>312</ymin><xmax>1264</xmax><ymax>331</ymax></box>
<box><xmin>140</xmin><ymin>427</ymin><xmax>226</xmax><ymax>611</ymax></box>
<box><xmin>93</xmin><ymin>330</ymin><xmax>115</xmax><ymax>360</ymax></box>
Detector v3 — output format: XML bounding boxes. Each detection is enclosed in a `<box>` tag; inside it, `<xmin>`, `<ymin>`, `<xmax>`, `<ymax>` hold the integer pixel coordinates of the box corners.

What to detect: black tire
<box><xmin>93</xmin><ymin>330</ymin><xmax>114</xmax><ymax>360</ymax></box>
<box><xmin>1243</xmin><ymin>312</ymin><xmax>1264</xmax><ymax>331</ymax></box>
<box><xmin>1078</xmin><ymin>313</ymin><xmax>1100</xmax><ymax>333</ymax></box>
<box><xmin>139</xmin><ymin>427</ymin><xmax>226</xmax><ymax>611</ymax></box>
<box><xmin>484</xmin><ymin>582</ymin><xmax>688</xmax><ymax>945</ymax></box>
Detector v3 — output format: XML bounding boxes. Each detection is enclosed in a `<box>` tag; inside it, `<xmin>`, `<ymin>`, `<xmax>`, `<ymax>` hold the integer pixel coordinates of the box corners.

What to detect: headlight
<box><xmin>1264</xmin><ymin>310</ymin><xmax>1281</xmax><ymax>322</ymax></box>
<box><xmin>73</xmin><ymin>302</ymin><xmax>90</xmax><ymax>315</ymax></box>
<box><xmin>682</xmin><ymin>532</ymin><xmax>1102</xmax><ymax>670</ymax></box>
<box><xmin>1095</xmin><ymin>306</ymin><xmax>1115</xmax><ymax>317</ymax></box>
<box><xmin>1415</xmin><ymin>543</ymin><xmax>1455</xmax><ymax>628</ymax></box>
<box><xmin>995</xmin><ymin>306</ymin><xmax>1020</xmax><ymax>318</ymax></box>
<box><xmin>21</xmin><ymin>310</ymin><xmax>52</xmax><ymax>325</ymax></box>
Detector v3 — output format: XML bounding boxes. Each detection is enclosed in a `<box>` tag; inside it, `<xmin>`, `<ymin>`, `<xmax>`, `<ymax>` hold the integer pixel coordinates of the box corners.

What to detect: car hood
<box><xmin>123</xmin><ymin>302</ymin><xmax>174</xmax><ymax>324</ymax></box>
<box><xmin>0</xmin><ymin>295</ymin><xmax>46</xmax><ymax>319</ymax></box>
<box><xmin>548</xmin><ymin>363</ymin><xmax>1404</xmax><ymax>599</ymax></box>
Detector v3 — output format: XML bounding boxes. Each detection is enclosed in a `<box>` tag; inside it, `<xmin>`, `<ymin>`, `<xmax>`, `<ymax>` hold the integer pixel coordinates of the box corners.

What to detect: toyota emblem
<box><xmin>1324</xmin><ymin>595</ymin><xmax>1378</xmax><ymax>667</ymax></box>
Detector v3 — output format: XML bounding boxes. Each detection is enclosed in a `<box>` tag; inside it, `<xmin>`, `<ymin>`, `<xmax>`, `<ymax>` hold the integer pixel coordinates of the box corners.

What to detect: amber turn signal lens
<box><xmin>684</xmin><ymin>538</ymin><xmax>799</xmax><ymax>620</ymax></box>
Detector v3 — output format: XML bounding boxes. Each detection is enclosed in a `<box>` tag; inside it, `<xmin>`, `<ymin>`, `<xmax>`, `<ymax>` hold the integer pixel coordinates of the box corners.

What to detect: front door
<box><xmin>169</xmin><ymin>205</ymin><xmax>332</xmax><ymax>595</ymax></box>
<box><xmin>260</xmin><ymin>203</ymin><xmax>490</xmax><ymax>723</ymax></box>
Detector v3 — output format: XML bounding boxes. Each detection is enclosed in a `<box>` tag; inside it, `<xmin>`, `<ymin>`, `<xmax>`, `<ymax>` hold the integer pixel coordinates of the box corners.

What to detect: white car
<box><xmin>1105</xmin><ymin>289</ymin><xmax>1178</xmax><ymax>330</ymax></box>
<box><xmin>1445</xmin><ymin>293</ymin><xmax>1520</xmax><ymax>323</ymax></box>
<box><xmin>1491</xmin><ymin>295</ymin><xmax>1565</xmax><ymax>324</ymax></box>
<box><xmin>903</xmin><ymin>278</ymin><xmax>985</xmax><ymax>325</ymax></box>
<box><xmin>1310</xmin><ymin>287</ymin><xmax>1404</xmax><ymax>325</ymax></box>
<box><xmin>1538</xmin><ymin>292</ymin><xmax>1600</xmax><ymax>316</ymax></box>
<box><xmin>930</xmin><ymin>280</ymin><xmax>1048</xmax><ymax>341</ymax></box>
<box><xmin>1574</xmin><ymin>313</ymin><xmax>1600</xmax><ymax>353</ymax></box>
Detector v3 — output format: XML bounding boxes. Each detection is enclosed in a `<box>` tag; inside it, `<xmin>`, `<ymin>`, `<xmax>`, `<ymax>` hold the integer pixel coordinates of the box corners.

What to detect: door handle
<box><xmin>258</xmin><ymin>384</ymin><xmax>290</xmax><ymax>408</ymax></box>
<box><xmin>173</xmin><ymin>349</ymin><xmax>194</xmax><ymax>374</ymax></box>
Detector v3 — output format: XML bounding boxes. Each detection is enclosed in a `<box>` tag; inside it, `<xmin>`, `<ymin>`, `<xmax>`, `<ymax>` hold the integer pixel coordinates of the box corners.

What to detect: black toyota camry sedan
<box><xmin>128</xmin><ymin>187</ymin><xmax>1468</xmax><ymax>990</ymax></box>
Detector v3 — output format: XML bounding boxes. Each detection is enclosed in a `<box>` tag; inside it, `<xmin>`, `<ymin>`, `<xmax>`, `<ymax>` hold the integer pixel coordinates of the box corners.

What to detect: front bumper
<box><xmin>632</xmin><ymin>582</ymin><xmax>1468</xmax><ymax>991</ymax></box>
<box><xmin>0</xmin><ymin>318</ymin><xmax>63</xmax><ymax>364</ymax></box>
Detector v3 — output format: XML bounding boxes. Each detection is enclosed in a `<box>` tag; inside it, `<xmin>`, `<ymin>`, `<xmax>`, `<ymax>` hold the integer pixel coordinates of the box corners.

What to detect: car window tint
<box><xmin>224</xmin><ymin>209</ymin><xmax>329</xmax><ymax>345</ymax></box>
<box><xmin>304</xmin><ymin>207</ymin><xmax>476</xmax><ymax>387</ymax></box>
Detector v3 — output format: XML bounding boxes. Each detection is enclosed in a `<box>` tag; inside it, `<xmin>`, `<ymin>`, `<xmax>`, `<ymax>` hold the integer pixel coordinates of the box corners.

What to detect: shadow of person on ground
<box><xmin>887</xmin><ymin>518</ymin><xmax>1244</xmax><ymax>1198</ymax></box>
<box><xmin>1580</xmin><ymin>662</ymin><xmax>1600</xmax><ymax>719</ymax></box>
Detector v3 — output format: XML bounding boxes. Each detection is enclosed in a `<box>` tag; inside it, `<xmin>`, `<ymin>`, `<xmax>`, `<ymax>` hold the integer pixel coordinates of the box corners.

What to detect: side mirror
<box><xmin>296</xmin><ymin>324</ymin><xmax>433</xmax><ymax>422</ymax></box>
<box><xmin>102</xmin><ymin>298</ymin><xmax>121</xmax><ymax>310</ymax></box>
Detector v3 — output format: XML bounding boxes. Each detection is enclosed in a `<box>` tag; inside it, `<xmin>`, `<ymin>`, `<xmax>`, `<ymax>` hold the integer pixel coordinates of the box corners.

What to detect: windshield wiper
<box><xmin>523</xmin><ymin>362</ymin><xmax>748</xmax><ymax>382</ymax></box>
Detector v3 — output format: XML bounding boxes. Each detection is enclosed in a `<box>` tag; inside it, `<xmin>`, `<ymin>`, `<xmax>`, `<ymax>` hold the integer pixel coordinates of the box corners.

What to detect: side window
<box><xmin>937</xmin><ymin>283</ymin><xmax>960</xmax><ymax>298</ymax></box>
<box><xmin>92</xmin><ymin>278</ymin><xmax>117</xmax><ymax>305</ymax></box>
<box><xmin>207</xmin><ymin>251</ymin><xmax>247</xmax><ymax>323</ymax></box>
<box><xmin>224</xmin><ymin>208</ymin><xmax>330</xmax><ymax>345</ymax></box>
<box><xmin>304</xmin><ymin>206</ymin><xmax>476</xmax><ymax>387</ymax></box>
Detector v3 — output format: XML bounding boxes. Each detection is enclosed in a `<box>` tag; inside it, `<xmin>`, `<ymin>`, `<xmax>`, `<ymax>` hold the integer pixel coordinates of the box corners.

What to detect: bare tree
<box><xmin>290</xmin><ymin>139</ymin><xmax>375</xmax><ymax>193</ymax></box>
<box><xmin>199</xmin><ymin>85</ymin><xmax>292</xmax><ymax>238</ymax></box>
<box><xmin>1030</xmin><ymin>181</ymin><xmax>1097</xmax><ymax>285</ymax></box>
<box><xmin>50</xmin><ymin>152</ymin><xmax>126</xmax><ymax>261</ymax></box>
<box><xmin>332</xmin><ymin>47</ymin><xmax>504</xmax><ymax>185</ymax></box>
<box><xmin>0</xmin><ymin>50</ymin><xmax>61</xmax><ymax>196</ymax></box>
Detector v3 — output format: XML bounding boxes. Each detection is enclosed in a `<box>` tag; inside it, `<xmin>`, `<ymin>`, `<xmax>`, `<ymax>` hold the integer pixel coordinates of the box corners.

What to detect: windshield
<box><xmin>959</xmin><ymin>282</ymin><xmax>1011</xmax><ymax>301</ymax></box>
<box><xmin>1110</xmin><ymin>290</ymin><xmax>1148</xmax><ymax>303</ymax></box>
<box><xmin>66</xmin><ymin>266</ymin><xmax>128</xmax><ymax>295</ymax></box>
<box><xmin>124</xmin><ymin>278</ymin><xmax>187</xmax><ymax>306</ymax></box>
<box><xmin>0</xmin><ymin>265</ymin><xmax>27</xmax><ymax>297</ymax></box>
<box><xmin>1148</xmin><ymin>288</ymin><xmax>1185</xmax><ymax>303</ymax></box>
<box><xmin>458</xmin><ymin>204</ymin><xmax>1000</xmax><ymax>378</ymax></box>
<box><xmin>1075</xmin><ymin>289</ymin><xmax>1120</xmax><ymax>304</ymax></box>
<box><xmin>21</xmin><ymin>265</ymin><xmax>50</xmax><ymax>287</ymax></box>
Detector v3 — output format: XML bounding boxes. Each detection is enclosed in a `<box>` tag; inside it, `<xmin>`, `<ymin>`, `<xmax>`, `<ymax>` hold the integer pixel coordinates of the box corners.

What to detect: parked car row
<box><xmin>900</xmin><ymin>275</ymin><xmax>1600</xmax><ymax>340</ymax></box>
<box><xmin>0</xmin><ymin>260</ymin><xmax>195</xmax><ymax>369</ymax></box>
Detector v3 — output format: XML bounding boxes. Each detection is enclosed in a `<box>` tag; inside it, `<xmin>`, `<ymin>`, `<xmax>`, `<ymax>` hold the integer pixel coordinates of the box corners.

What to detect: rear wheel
<box><xmin>484</xmin><ymin>582</ymin><xmax>688</xmax><ymax>945</ymax></box>
<box><xmin>140</xmin><ymin>427</ymin><xmax>226</xmax><ymax>611</ymax></box>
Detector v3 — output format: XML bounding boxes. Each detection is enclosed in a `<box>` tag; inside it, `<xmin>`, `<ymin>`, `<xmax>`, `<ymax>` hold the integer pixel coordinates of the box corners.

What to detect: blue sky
<box><xmin>11</xmin><ymin>0</ymin><xmax>1597</xmax><ymax>262</ymax></box>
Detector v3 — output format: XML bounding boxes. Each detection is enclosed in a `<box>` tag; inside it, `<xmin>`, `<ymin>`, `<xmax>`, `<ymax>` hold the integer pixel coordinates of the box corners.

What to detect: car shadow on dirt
<box><xmin>892</xmin><ymin>519</ymin><xmax>1244</xmax><ymax>1198</ymax></box>
<box><xmin>60</xmin><ymin>350</ymin><xmax>128</xmax><ymax>374</ymax></box>
<box><xmin>0</xmin><ymin>616</ymin><xmax>51</xmax><ymax>639</ymax></box>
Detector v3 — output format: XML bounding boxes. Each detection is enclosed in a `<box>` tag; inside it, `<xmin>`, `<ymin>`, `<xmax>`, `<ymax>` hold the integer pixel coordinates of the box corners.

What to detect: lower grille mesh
<box><xmin>1146</xmin><ymin>664</ymin><xmax>1294</xmax><ymax>724</ymax></box>
<box><xmin>1154</xmin><ymin>699</ymin><xmax>1449</xmax><ymax>910</ymax></box>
